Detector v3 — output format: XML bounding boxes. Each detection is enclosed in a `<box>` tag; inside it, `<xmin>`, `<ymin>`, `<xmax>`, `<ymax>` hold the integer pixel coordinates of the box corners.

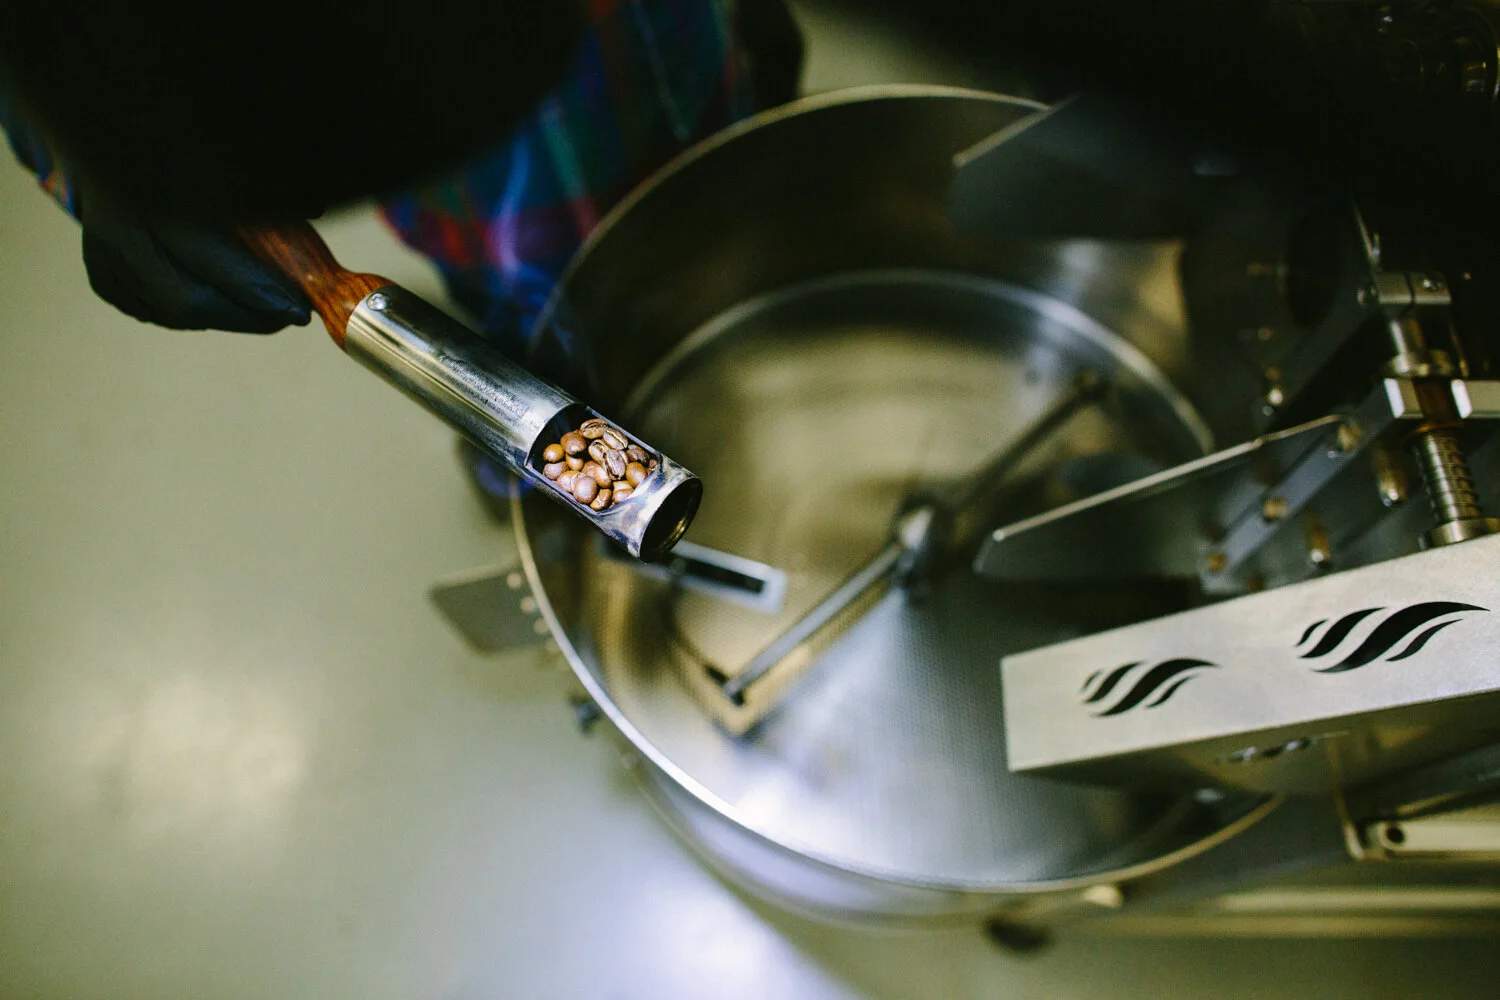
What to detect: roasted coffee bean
<box><xmin>604</xmin><ymin>448</ymin><xmax>626</xmax><ymax>479</ymax></box>
<box><xmin>547</xmin><ymin>418</ymin><xmax>655</xmax><ymax>507</ymax></box>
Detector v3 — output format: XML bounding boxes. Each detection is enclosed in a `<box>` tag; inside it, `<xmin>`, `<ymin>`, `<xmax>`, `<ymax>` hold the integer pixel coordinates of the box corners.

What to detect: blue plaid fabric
<box><xmin>0</xmin><ymin>88</ymin><xmax>78</xmax><ymax>215</ymax></box>
<box><xmin>379</xmin><ymin>0</ymin><xmax>757</xmax><ymax>357</ymax></box>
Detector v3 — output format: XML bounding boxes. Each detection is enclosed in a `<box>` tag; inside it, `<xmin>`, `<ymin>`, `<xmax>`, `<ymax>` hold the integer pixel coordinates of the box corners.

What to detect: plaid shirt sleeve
<box><xmin>0</xmin><ymin>89</ymin><xmax>80</xmax><ymax>217</ymax></box>
<box><xmin>378</xmin><ymin>0</ymin><xmax>758</xmax><ymax>357</ymax></box>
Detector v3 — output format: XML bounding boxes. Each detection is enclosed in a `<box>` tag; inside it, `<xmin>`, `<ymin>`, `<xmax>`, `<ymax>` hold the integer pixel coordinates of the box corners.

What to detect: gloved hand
<box><xmin>79</xmin><ymin>186</ymin><xmax>312</xmax><ymax>334</ymax></box>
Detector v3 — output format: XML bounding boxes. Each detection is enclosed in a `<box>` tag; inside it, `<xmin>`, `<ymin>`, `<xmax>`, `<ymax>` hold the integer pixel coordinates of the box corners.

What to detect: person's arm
<box><xmin>0</xmin><ymin>89</ymin><xmax>77</xmax><ymax>216</ymax></box>
<box><xmin>1</xmin><ymin>87</ymin><xmax>310</xmax><ymax>333</ymax></box>
<box><xmin>378</xmin><ymin>0</ymin><xmax>799</xmax><ymax>359</ymax></box>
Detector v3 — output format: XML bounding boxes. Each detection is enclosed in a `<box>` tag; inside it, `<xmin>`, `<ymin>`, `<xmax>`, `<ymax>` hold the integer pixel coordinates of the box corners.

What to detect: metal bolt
<box><xmin>1411</xmin><ymin>429</ymin><xmax>1495</xmax><ymax>548</ymax></box>
<box><xmin>1414</xmin><ymin>430</ymin><xmax>1485</xmax><ymax>524</ymax></box>
<box><xmin>1335</xmin><ymin>421</ymin><xmax>1363</xmax><ymax>453</ymax></box>
<box><xmin>367</xmin><ymin>292</ymin><xmax>388</xmax><ymax>311</ymax></box>
<box><xmin>1206</xmin><ymin>551</ymin><xmax>1228</xmax><ymax>573</ymax></box>
<box><xmin>531</xmin><ymin>617</ymin><xmax>550</xmax><ymax>636</ymax></box>
<box><xmin>1265</xmin><ymin>385</ymin><xmax>1286</xmax><ymax>408</ymax></box>
<box><xmin>1261</xmin><ymin>496</ymin><xmax>1290</xmax><ymax>521</ymax></box>
<box><xmin>1420</xmin><ymin>277</ymin><xmax>1437</xmax><ymax>292</ymax></box>
<box><xmin>570</xmin><ymin>695</ymin><xmax>602</xmax><ymax>736</ymax></box>
<box><xmin>1305</xmin><ymin>518</ymin><xmax>1331</xmax><ymax>567</ymax></box>
<box><xmin>506</xmin><ymin>571</ymin><xmax>524</xmax><ymax>590</ymax></box>
<box><xmin>1371</xmin><ymin>447</ymin><xmax>1408</xmax><ymax>507</ymax></box>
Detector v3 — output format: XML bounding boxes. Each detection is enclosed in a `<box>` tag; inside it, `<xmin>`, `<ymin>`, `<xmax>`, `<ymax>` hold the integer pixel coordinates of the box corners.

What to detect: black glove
<box><xmin>80</xmin><ymin>188</ymin><xmax>312</xmax><ymax>334</ymax></box>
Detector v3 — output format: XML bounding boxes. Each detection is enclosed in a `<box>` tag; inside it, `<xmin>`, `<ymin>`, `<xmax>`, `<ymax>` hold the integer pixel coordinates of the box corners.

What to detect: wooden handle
<box><xmin>238</xmin><ymin>221</ymin><xmax>391</xmax><ymax>349</ymax></box>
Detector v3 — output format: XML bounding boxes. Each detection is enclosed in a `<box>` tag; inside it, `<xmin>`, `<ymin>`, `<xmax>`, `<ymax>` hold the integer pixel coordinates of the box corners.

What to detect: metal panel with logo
<box><xmin>1002</xmin><ymin>533</ymin><xmax>1500</xmax><ymax>796</ymax></box>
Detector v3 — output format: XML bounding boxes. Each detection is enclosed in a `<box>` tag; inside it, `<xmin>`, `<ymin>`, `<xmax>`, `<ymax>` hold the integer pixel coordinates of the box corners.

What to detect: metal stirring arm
<box><xmin>600</xmin><ymin>539</ymin><xmax>789</xmax><ymax>614</ymax></box>
<box><xmin>717</xmin><ymin>370</ymin><xmax>1108</xmax><ymax>705</ymax></box>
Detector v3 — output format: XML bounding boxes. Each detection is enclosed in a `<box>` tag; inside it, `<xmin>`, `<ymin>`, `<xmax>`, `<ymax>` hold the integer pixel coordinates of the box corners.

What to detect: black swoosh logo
<box><xmin>1297</xmin><ymin>602</ymin><xmax>1486</xmax><ymax>673</ymax></box>
<box><xmin>1082</xmin><ymin>661</ymin><xmax>1143</xmax><ymax>704</ymax></box>
<box><xmin>1090</xmin><ymin>659</ymin><xmax>1217</xmax><ymax>717</ymax></box>
<box><xmin>1077</xmin><ymin>601</ymin><xmax>1485</xmax><ymax>721</ymax></box>
<box><xmin>1308</xmin><ymin>602</ymin><xmax>1482</xmax><ymax>671</ymax></box>
<box><xmin>1300</xmin><ymin>607</ymin><xmax>1384</xmax><ymax>659</ymax></box>
<box><xmin>1387</xmin><ymin>619</ymin><xmax>1460</xmax><ymax>661</ymax></box>
<box><xmin>1296</xmin><ymin>618</ymin><xmax>1327</xmax><ymax>648</ymax></box>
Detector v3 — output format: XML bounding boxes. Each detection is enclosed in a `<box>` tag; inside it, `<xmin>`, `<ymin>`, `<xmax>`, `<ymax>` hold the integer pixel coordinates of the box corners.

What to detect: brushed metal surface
<box><xmin>522</xmin><ymin>271</ymin><xmax>1266</xmax><ymax>915</ymax></box>
<box><xmin>516</xmin><ymin>90</ymin><xmax>1270</xmax><ymax>919</ymax></box>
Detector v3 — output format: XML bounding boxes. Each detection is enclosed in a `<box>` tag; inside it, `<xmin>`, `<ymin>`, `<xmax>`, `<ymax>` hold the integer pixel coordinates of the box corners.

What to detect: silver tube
<box><xmin>344</xmin><ymin>285</ymin><xmax>701</xmax><ymax>560</ymax></box>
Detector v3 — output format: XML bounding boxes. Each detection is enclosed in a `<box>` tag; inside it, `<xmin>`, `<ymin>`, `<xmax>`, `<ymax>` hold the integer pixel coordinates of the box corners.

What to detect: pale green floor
<box><xmin>3</xmin><ymin>7</ymin><xmax>1500</xmax><ymax>999</ymax></box>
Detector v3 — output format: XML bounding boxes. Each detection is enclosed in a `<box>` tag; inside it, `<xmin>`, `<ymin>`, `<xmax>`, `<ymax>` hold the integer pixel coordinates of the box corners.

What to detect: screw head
<box><xmin>1261</xmin><ymin>496</ymin><xmax>1290</xmax><ymax>521</ymax></box>
<box><xmin>1206</xmin><ymin>551</ymin><xmax>1228</xmax><ymax>573</ymax></box>
<box><xmin>367</xmin><ymin>292</ymin><xmax>388</xmax><ymax>311</ymax></box>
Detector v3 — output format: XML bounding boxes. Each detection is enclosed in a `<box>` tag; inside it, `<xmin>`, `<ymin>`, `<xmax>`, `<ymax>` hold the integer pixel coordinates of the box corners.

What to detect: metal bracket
<box><xmin>1358</xmin><ymin>801</ymin><xmax>1500</xmax><ymax>862</ymax></box>
<box><xmin>946</xmin><ymin>92</ymin><xmax>1207</xmax><ymax>240</ymax></box>
<box><xmin>1001</xmin><ymin>531</ymin><xmax>1500</xmax><ymax>795</ymax></box>
<box><xmin>978</xmin><ymin>378</ymin><xmax>1500</xmax><ymax>592</ymax></box>
<box><xmin>429</xmin><ymin>564</ymin><xmax>552</xmax><ymax>655</ymax></box>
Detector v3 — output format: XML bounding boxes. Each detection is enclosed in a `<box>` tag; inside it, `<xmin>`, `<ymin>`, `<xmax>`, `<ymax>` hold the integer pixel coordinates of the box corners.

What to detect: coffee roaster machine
<box><xmin>432</xmin><ymin>5</ymin><xmax>1500</xmax><ymax>943</ymax></box>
